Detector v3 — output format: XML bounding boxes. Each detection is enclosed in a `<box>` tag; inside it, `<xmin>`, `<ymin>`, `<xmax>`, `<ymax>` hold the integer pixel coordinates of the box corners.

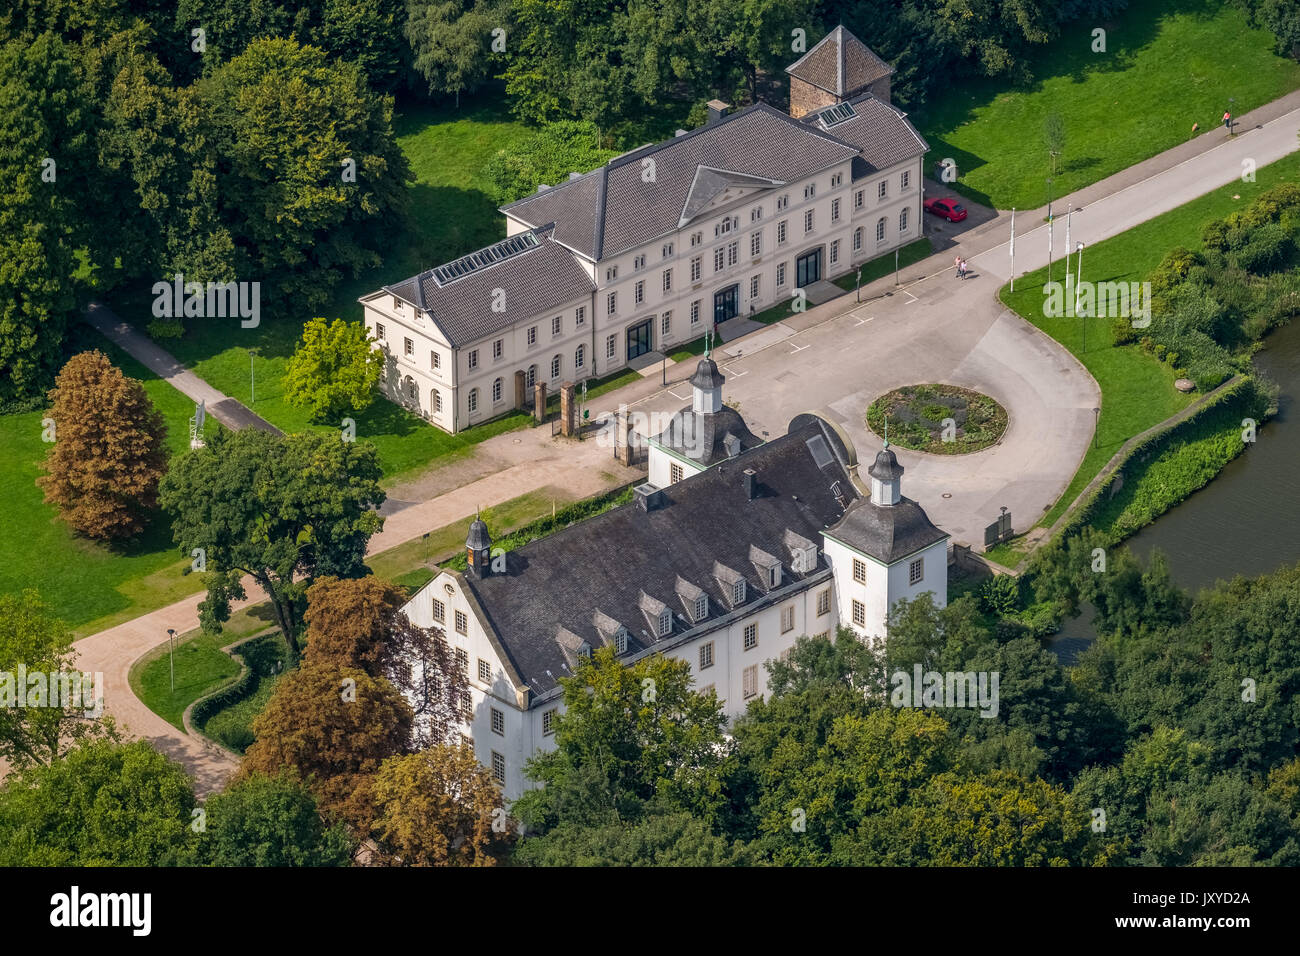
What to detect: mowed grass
<box><xmin>0</xmin><ymin>327</ymin><xmax>218</xmax><ymax>636</ymax></box>
<box><xmin>920</xmin><ymin>0</ymin><xmax>1300</xmax><ymax>210</ymax></box>
<box><xmin>101</xmin><ymin>97</ymin><xmax>536</xmax><ymax>483</ymax></box>
<box><xmin>833</xmin><ymin>238</ymin><xmax>935</xmax><ymax>292</ymax></box>
<box><xmin>999</xmin><ymin>149</ymin><xmax>1300</xmax><ymax>530</ymax></box>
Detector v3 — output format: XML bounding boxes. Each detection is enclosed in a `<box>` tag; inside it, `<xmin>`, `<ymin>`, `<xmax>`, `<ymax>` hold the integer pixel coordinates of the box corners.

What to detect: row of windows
<box><xmin>854</xmin><ymin>170</ymin><xmax>911</xmax><ymax>211</ymax></box>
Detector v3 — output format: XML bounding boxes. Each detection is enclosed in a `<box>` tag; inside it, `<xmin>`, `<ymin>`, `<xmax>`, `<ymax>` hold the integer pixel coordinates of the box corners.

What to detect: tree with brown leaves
<box><xmin>372</xmin><ymin>744</ymin><xmax>512</xmax><ymax>866</ymax></box>
<box><xmin>302</xmin><ymin>575</ymin><xmax>467</xmax><ymax>748</ymax></box>
<box><xmin>37</xmin><ymin>350</ymin><xmax>167</xmax><ymax>540</ymax></box>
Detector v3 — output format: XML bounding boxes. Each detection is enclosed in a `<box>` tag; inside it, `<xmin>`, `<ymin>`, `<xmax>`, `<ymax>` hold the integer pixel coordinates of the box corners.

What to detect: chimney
<box><xmin>743</xmin><ymin>468</ymin><xmax>757</xmax><ymax>500</ymax></box>
<box><xmin>706</xmin><ymin>99</ymin><xmax>731</xmax><ymax>126</ymax></box>
<box><xmin>635</xmin><ymin>483</ymin><xmax>665</xmax><ymax>511</ymax></box>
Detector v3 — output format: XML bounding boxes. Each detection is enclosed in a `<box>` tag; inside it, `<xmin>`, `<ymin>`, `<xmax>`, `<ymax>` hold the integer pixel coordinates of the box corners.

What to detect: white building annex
<box><xmin>400</xmin><ymin>357</ymin><xmax>950</xmax><ymax>800</ymax></box>
<box><xmin>360</xmin><ymin>27</ymin><xmax>929</xmax><ymax>434</ymax></box>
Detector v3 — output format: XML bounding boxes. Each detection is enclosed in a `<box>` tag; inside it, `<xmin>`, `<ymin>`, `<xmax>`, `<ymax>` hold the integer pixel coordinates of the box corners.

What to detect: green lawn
<box><xmin>0</xmin><ymin>326</ymin><xmax>219</xmax><ymax>636</ymax></box>
<box><xmin>920</xmin><ymin>0</ymin><xmax>1300</xmax><ymax>210</ymax></box>
<box><xmin>198</xmin><ymin>632</ymin><xmax>295</xmax><ymax>753</ymax></box>
<box><xmin>999</xmin><ymin>150</ymin><xmax>1300</xmax><ymax>532</ymax></box>
<box><xmin>127</xmin><ymin>604</ymin><xmax>277</xmax><ymax>730</ymax></box>
<box><xmin>833</xmin><ymin>238</ymin><xmax>935</xmax><ymax>292</ymax></box>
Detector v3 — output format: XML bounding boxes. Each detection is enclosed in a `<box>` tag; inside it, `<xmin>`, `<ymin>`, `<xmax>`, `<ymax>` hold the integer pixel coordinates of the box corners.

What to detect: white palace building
<box><xmin>361</xmin><ymin>26</ymin><xmax>928</xmax><ymax>434</ymax></box>
<box><xmin>400</xmin><ymin>356</ymin><xmax>950</xmax><ymax>799</ymax></box>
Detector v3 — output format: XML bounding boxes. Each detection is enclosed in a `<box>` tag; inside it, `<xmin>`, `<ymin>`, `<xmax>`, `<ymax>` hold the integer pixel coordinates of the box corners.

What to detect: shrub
<box><xmin>1111</xmin><ymin>316</ymin><xmax>1138</xmax><ymax>345</ymax></box>
<box><xmin>1234</xmin><ymin>222</ymin><xmax>1294</xmax><ymax>275</ymax></box>
<box><xmin>980</xmin><ymin>574</ymin><xmax>1021</xmax><ymax>616</ymax></box>
<box><xmin>147</xmin><ymin>317</ymin><xmax>184</xmax><ymax>339</ymax></box>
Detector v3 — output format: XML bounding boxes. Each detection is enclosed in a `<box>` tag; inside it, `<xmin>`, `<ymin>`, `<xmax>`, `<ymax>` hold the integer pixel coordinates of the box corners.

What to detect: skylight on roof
<box><xmin>806</xmin><ymin>434</ymin><xmax>834</xmax><ymax>469</ymax></box>
<box><xmin>819</xmin><ymin>102</ymin><xmax>857</xmax><ymax>128</ymax></box>
<box><xmin>432</xmin><ymin>232</ymin><xmax>540</xmax><ymax>285</ymax></box>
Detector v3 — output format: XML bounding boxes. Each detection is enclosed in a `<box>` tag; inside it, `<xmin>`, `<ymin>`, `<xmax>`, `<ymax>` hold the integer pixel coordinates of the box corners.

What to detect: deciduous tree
<box><xmin>284</xmin><ymin>318</ymin><xmax>382</xmax><ymax>422</ymax></box>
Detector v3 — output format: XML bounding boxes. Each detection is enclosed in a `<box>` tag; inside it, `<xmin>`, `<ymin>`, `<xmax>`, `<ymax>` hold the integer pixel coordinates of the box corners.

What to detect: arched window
<box><xmin>900</xmin><ymin>207</ymin><xmax>910</xmax><ymax>232</ymax></box>
<box><xmin>492</xmin><ymin>377</ymin><xmax>502</xmax><ymax>404</ymax></box>
<box><xmin>433</xmin><ymin>390</ymin><xmax>443</xmax><ymax>414</ymax></box>
<box><xmin>876</xmin><ymin>217</ymin><xmax>886</xmax><ymax>242</ymax></box>
<box><xmin>853</xmin><ymin>227</ymin><xmax>862</xmax><ymax>251</ymax></box>
<box><xmin>405</xmin><ymin>377</ymin><xmax>418</xmax><ymax>406</ymax></box>
<box><xmin>575</xmin><ymin>345</ymin><xmax>585</xmax><ymax>370</ymax></box>
<box><xmin>467</xmin><ymin>388</ymin><xmax>478</xmax><ymax>414</ymax></box>
<box><xmin>526</xmin><ymin>365</ymin><xmax>537</xmax><ymax>388</ymax></box>
<box><xmin>551</xmin><ymin>354</ymin><xmax>561</xmax><ymax>380</ymax></box>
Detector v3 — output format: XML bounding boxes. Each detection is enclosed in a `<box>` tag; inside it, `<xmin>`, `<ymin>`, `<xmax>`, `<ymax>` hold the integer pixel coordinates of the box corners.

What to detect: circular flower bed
<box><xmin>866</xmin><ymin>384</ymin><xmax>1007</xmax><ymax>454</ymax></box>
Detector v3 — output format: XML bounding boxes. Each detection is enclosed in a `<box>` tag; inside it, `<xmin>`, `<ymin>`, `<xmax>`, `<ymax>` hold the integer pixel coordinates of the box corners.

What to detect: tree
<box><xmin>191</xmin><ymin>770</ymin><xmax>353</xmax><ymax>866</ymax></box>
<box><xmin>513</xmin><ymin>646</ymin><xmax>731</xmax><ymax>833</ymax></box>
<box><xmin>240</xmin><ymin>661</ymin><xmax>412</xmax><ymax>828</ymax></box>
<box><xmin>303</xmin><ymin>575</ymin><xmax>467</xmax><ymax>747</ymax></box>
<box><xmin>482</xmin><ymin>121</ymin><xmax>617</xmax><ymax>203</ymax></box>
<box><xmin>37</xmin><ymin>351</ymin><xmax>168</xmax><ymax>539</ymax></box>
<box><xmin>405</xmin><ymin>0</ymin><xmax>505</xmax><ymax>99</ymax></box>
<box><xmin>371</xmin><ymin>744</ymin><xmax>511</xmax><ymax>865</ymax></box>
<box><xmin>0</xmin><ymin>34</ymin><xmax>91</xmax><ymax>406</ymax></box>
<box><xmin>0</xmin><ymin>590</ymin><xmax>116</xmax><ymax>768</ymax></box>
<box><xmin>158</xmin><ymin>428</ymin><xmax>386</xmax><ymax>656</ymax></box>
<box><xmin>514</xmin><ymin>812</ymin><xmax>757</xmax><ymax>866</ymax></box>
<box><xmin>0</xmin><ymin>739</ymin><xmax>195</xmax><ymax>866</ymax></box>
<box><xmin>284</xmin><ymin>318</ymin><xmax>382</xmax><ymax>422</ymax></box>
<box><xmin>1044</xmin><ymin>111</ymin><xmax>1066</xmax><ymax>176</ymax></box>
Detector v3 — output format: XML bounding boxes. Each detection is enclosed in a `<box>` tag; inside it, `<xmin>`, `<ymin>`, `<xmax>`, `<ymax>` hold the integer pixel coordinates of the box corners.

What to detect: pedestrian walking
<box><xmin>1223</xmin><ymin>111</ymin><xmax>1232</xmax><ymax>133</ymax></box>
<box><xmin>1191</xmin><ymin>121</ymin><xmax>1199</xmax><ymax>136</ymax></box>
<box><xmin>954</xmin><ymin>255</ymin><xmax>962</xmax><ymax>279</ymax></box>
<box><xmin>958</xmin><ymin>258</ymin><xmax>968</xmax><ymax>281</ymax></box>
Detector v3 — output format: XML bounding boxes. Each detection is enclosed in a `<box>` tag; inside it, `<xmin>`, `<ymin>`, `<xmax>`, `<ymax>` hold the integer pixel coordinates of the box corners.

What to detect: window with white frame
<box><xmin>460</xmin><ymin>689</ymin><xmax>472</xmax><ymax>717</ymax></box>
<box><xmin>777</xmin><ymin>220</ymin><xmax>787</xmax><ymax>244</ymax></box>
<box><xmin>550</xmin><ymin>354</ymin><xmax>561</xmax><ymax>379</ymax></box>
<box><xmin>490</xmin><ymin>707</ymin><xmax>504</xmax><ymax>735</ymax></box>
<box><xmin>853</xmin><ymin>557</ymin><xmax>866</xmax><ymax>583</ymax></box>
<box><xmin>750</xmin><ymin>231</ymin><xmax>761</xmax><ymax>257</ymax></box>
<box><xmin>690</xmin><ymin>231</ymin><xmax>702</xmax><ymax>247</ymax></box>
<box><xmin>661</xmin><ymin>310</ymin><xmax>671</xmax><ymax>335</ymax></box>
<box><xmin>576</xmin><ymin>305</ymin><xmax>586</xmax><ymax>327</ymax></box>
<box><xmin>574</xmin><ymin>345</ymin><xmax>585</xmax><ymax>370</ymax></box>
<box><xmin>830</xmin><ymin>240</ymin><xmax>840</xmax><ymax>265</ymax></box>
<box><xmin>749</xmin><ymin>274</ymin><xmax>760</xmax><ymax>299</ymax></box>
<box><xmin>527</xmin><ymin>326</ymin><xmax>537</xmax><ymax>346</ymax></box>
<box><xmin>732</xmin><ymin>579</ymin><xmax>746</xmax><ymax>605</ymax></box>
<box><xmin>526</xmin><ymin>364</ymin><xmax>536</xmax><ymax>388</ymax></box>
<box><xmin>467</xmin><ymin>388</ymin><xmax>478</xmax><ymax>413</ymax></box>
<box><xmin>552</xmin><ymin>315</ymin><xmax>562</xmax><ymax>337</ymax></box>
<box><xmin>432</xmin><ymin>598</ymin><xmax>445</xmax><ymax>623</ymax></box>
<box><xmin>715</xmin><ymin>217</ymin><xmax>735</xmax><ymax>237</ymax></box>
<box><xmin>817</xmin><ymin>588</ymin><xmax>831</xmax><ymax>616</ymax></box>
<box><xmin>455</xmin><ymin>610</ymin><xmax>468</xmax><ymax>635</ymax></box>
<box><xmin>803</xmin><ymin>183</ymin><xmax>816</xmax><ymax>199</ymax></box>
<box><xmin>781</xmin><ymin>605</ymin><xmax>794</xmax><ymax>633</ymax></box>
<box><xmin>750</xmin><ymin>206</ymin><xmax>762</xmax><ymax>222</ymax></box>
<box><xmin>852</xmin><ymin>600</ymin><xmax>866</xmax><ymax>626</ymax></box>
<box><xmin>492</xmin><ymin>338</ymin><xmax>502</xmax><ymax>360</ymax></box>
<box><xmin>542</xmin><ymin>708</ymin><xmax>557</xmax><ymax>735</ymax></box>
<box><xmin>744</xmin><ymin>622</ymin><xmax>758</xmax><ymax>650</ymax></box>
<box><xmin>855</xmin><ymin>189</ymin><xmax>864</xmax><ymax>209</ymax></box>
<box><xmin>663</xmin><ymin>269</ymin><xmax>672</xmax><ymax>292</ymax></box>
<box><xmin>491</xmin><ymin>378</ymin><xmax>501</xmax><ymax>404</ymax></box>
<box><xmin>403</xmin><ymin>336</ymin><xmax>413</xmax><ymax>357</ymax></box>
<box><xmin>454</xmin><ymin>647</ymin><xmax>468</xmax><ymax>675</ymax></box>
<box><xmin>431</xmin><ymin>351</ymin><xmax>441</xmax><ymax>371</ymax></box>
<box><xmin>776</xmin><ymin>262</ymin><xmax>787</xmax><ymax>287</ymax></box>
<box><xmin>909</xmin><ymin>557</ymin><xmax>924</xmax><ymax>585</ymax></box>
<box><xmin>713</xmin><ymin>248</ymin><xmax>724</xmax><ymax>272</ymax></box>
<box><xmin>491</xmin><ymin>751</ymin><xmax>505</xmax><ymax>784</ymax></box>
<box><xmin>727</xmin><ymin>241</ymin><xmax>738</xmax><ymax>266</ymax></box>
<box><xmin>657</xmin><ymin>608</ymin><xmax>672</xmax><ymax>637</ymax></box>
<box><xmin>831</xmin><ymin>198</ymin><xmax>841</xmax><ymax>222</ymax></box>
<box><xmin>691</xmin><ymin>256</ymin><xmax>702</xmax><ymax>282</ymax></box>
<box><xmin>670</xmin><ymin>462</ymin><xmax>683</xmax><ymax>484</ymax></box>
<box><xmin>662</xmin><ymin>241</ymin><xmax>673</xmax><ymax>258</ymax></box>
<box><xmin>901</xmin><ymin>170</ymin><xmax>911</xmax><ymax>190</ymax></box>
<box><xmin>634</xmin><ymin>254</ymin><xmax>645</xmax><ymax>270</ymax></box>
<box><xmin>777</xmin><ymin>194</ymin><xmax>789</xmax><ymax>211</ymax></box>
<box><xmin>694</xmin><ymin>594</ymin><xmax>708</xmax><ymax>621</ymax></box>
<box><xmin>853</xmin><ymin>227</ymin><xmax>862</xmax><ymax>252</ymax></box>
<box><xmin>900</xmin><ymin>207</ymin><xmax>910</xmax><ymax>233</ymax></box>
<box><xmin>634</xmin><ymin>280</ymin><xmax>644</xmax><ymax>304</ymax></box>
<box><xmin>690</xmin><ymin>300</ymin><xmax>700</xmax><ymax>324</ymax></box>
<box><xmin>832</xmin><ymin>172</ymin><xmax>843</xmax><ymax>188</ymax></box>
<box><xmin>615</xmin><ymin>629</ymin><xmax>628</xmax><ymax>654</ymax></box>
<box><xmin>478</xmin><ymin>658</ymin><xmax>491</xmax><ymax>682</ymax></box>
<box><xmin>804</xmin><ymin>210</ymin><xmax>814</xmax><ymax>233</ymax></box>
<box><xmin>606</xmin><ymin>334</ymin><xmax>616</xmax><ymax>359</ymax></box>
<box><xmin>605</xmin><ymin>265</ymin><xmax>618</xmax><ymax>281</ymax></box>
<box><xmin>743</xmin><ymin>664</ymin><xmax>758</xmax><ymax>698</ymax></box>
<box><xmin>607</xmin><ymin>291</ymin><xmax>617</xmax><ymax>315</ymax></box>
<box><xmin>433</xmin><ymin>390</ymin><xmax>443</xmax><ymax>414</ymax></box>
<box><xmin>876</xmin><ymin>217</ymin><xmax>886</xmax><ymax>242</ymax></box>
<box><xmin>699</xmin><ymin>641</ymin><xmax>714</xmax><ymax>669</ymax></box>
<box><xmin>878</xmin><ymin>180</ymin><xmax>888</xmax><ymax>200</ymax></box>
<box><xmin>376</xmin><ymin>322</ymin><xmax>385</xmax><ymax>340</ymax></box>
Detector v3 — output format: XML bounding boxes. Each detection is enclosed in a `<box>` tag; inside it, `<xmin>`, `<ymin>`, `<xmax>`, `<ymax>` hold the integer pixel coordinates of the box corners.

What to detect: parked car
<box><xmin>924</xmin><ymin>197</ymin><xmax>968</xmax><ymax>222</ymax></box>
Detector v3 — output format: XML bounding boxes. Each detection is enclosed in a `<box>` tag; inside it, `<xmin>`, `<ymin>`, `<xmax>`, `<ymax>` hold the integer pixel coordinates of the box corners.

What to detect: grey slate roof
<box><xmin>785</xmin><ymin>25</ymin><xmax>894</xmax><ymax>96</ymax></box>
<box><xmin>815</xmin><ymin>93</ymin><xmax>929</xmax><ymax>175</ymax></box>
<box><xmin>381</xmin><ymin>225</ymin><xmax>594</xmax><ymax>348</ymax></box>
<box><xmin>460</xmin><ymin>417</ymin><xmax>859</xmax><ymax>696</ymax></box>
<box><xmin>503</xmin><ymin>104</ymin><xmax>861</xmax><ymax>260</ymax></box>
<box><xmin>825</xmin><ymin>494</ymin><xmax>948</xmax><ymax>565</ymax></box>
<box><xmin>652</xmin><ymin>404</ymin><xmax>763</xmax><ymax>468</ymax></box>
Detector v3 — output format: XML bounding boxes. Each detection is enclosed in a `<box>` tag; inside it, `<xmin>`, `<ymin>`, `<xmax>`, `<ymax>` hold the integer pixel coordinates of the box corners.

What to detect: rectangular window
<box><xmin>661</xmin><ymin>310</ymin><xmax>671</xmax><ymax>336</ymax></box>
<box><xmin>662</xmin><ymin>241</ymin><xmax>673</xmax><ymax>258</ymax></box>
<box><xmin>830</xmin><ymin>240</ymin><xmax>840</xmax><ymax>265</ymax></box>
<box><xmin>634</xmin><ymin>254</ymin><xmax>645</xmax><ymax>270</ymax></box>
<box><xmin>690</xmin><ymin>256</ymin><xmax>702</xmax><ymax>282</ymax></box>
<box><xmin>713</xmin><ymin>248</ymin><xmax>724</xmax><ymax>272</ymax></box>
<box><xmin>691</xmin><ymin>232</ymin><xmax>702</xmax><ymax>247</ymax></box>
<box><xmin>878</xmin><ymin>180</ymin><xmax>888</xmax><ymax>200</ymax></box>
<box><xmin>727</xmin><ymin>241</ymin><xmax>738</xmax><ymax>266</ymax></box>
<box><xmin>777</xmin><ymin>194</ymin><xmax>789</xmax><ymax>211</ymax></box>
<box><xmin>732</xmin><ymin>579</ymin><xmax>745</xmax><ymax>605</ymax></box>
<box><xmin>910</xmin><ymin>557</ymin><xmax>924</xmax><ymax>585</ymax></box>
<box><xmin>743</xmin><ymin>664</ymin><xmax>758</xmax><ymax>698</ymax></box>
<box><xmin>376</xmin><ymin>322</ymin><xmax>386</xmax><ymax>341</ymax></box>
<box><xmin>901</xmin><ymin>170</ymin><xmax>911</xmax><ymax>190</ymax></box>
<box><xmin>605</xmin><ymin>266</ymin><xmax>618</xmax><ymax>281</ymax></box>
<box><xmin>749</xmin><ymin>275</ymin><xmax>760</xmax><ymax>299</ymax></box>
<box><xmin>455</xmin><ymin>647</ymin><xmax>468</xmax><ymax>676</ymax></box>
<box><xmin>491</xmin><ymin>751</ymin><xmax>505</xmax><ymax>784</ymax></box>
<box><xmin>552</xmin><ymin>315</ymin><xmax>562</xmax><ymax>337</ymax></box>
<box><xmin>831</xmin><ymin>172</ymin><xmax>843</xmax><ymax>188</ymax></box>
<box><xmin>669</xmin><ymin>463</ymin><xmax>683</xmax><ymax>485</ymax></box>
<box><xmin>803</xmin><ymin>210</ymin><xmax>814</xmax><ymax>234</ymax></box>
<box><xmin>854</xmin><ymin>227</ymin><xmax>862</xmax><ymax>252</ymax></box>
<box><xmin>635</xmin><ymin>280</ymin><xmax>644</xmax><ymax>304</ymax></box>
<box><xmin>853</xmin><ymin>558</ymin><xmax>866</xmax><ymax>583</ymax></box>
<box><xmin>781</xmin><ymin>606</ymin><xmax>794</xmax><ymax>633</ymax></box>
<box><xmin>478</xmin><ymin>659</ymin><xmax>491</xmax><ymax>683</ymax></box>
<box><xmin>690</xmin><ymin>300</ymin><xmax>700</xmax><ymax>324</ymax></box>
<box><xmin>575</xmin><ymin>305</ymin><xmax>586</xmax><ymax>326</ymax></box>
<box><xmin>431</xmin><ymin>351</ymin><xmax>441</xmax><ymax>370</ymax></box>
<box><xmin>607</xmin><ymin>291</ymin><xmax>617</xmax><ymax>315</ymax></box>
<box><xmin>606</xmin><ymin>334</ymin><xmax>617</xmax><ymax>359</ymax></box>
<box><xmin>817</xmin><ymin>588</ymin><xmax>831</xmax><ymax>616</ymax></box>
<box><xmin>750</xmin><ymin>206</ymin><xmax>762</xmax><ymax>222</ymax></box>
<box><xmin>750</xmin><ymin>232</ymin><xmax>761</xmax><ymax>257</ymax></box>
<box><xmin>542</xmin><ymin>708</ymin><xmax>557</xmax><ymax>735</ymax></box>
<box><xmin>432</xmin><ymin>598</ymin><xmax>445</xmax><ymax>623</ymax></box>
<box><xmin>855</xmin><ymin>190</ymin><xmax>864</xmax><ymax>209</ymax></box>
<box><xmin>803</xmin><ymin>183</ymin><xmax>815</xmax><ymax>199</ymax></box>
<box><xmin>492</xmin><ymin>378</ymin><xmax>501</xmax><ymax>403</ymax></box>
<box><xmin>877</xmin><ymin>218</ymin><xmax>887</xmax><ymax>242</ymax></box>
<box><xmin>493</xmin><ymin>338</ymin><xmax>503</xmax><ymax>360</ymax></box>
<box><xmin>900</xmin><ymin>207</ymin><xmax>910</xmax><ymax>233</ymax></box>
<box><xmin>490</xmin><ymin>707</ymin><xmax>504</xmax><ymax>735</ymax></box>
<box><xmin>662</xmin><ymin>269</ymin><xmax>672</xmax><ymax>292</ymax></box>
<box><xmin>852</xmin><ymin>599</ymin><xmax>866</xmax><ymax>627</ymax></box>
<box><xmin>434</xmin><ymin>389</ymin><xmax>443</xmax><ymax>414</ymax></box>
<box><xmin>526</xmin><ymin>326</ymin><xmax>537</xmax><ymax>347</ymax></box>
<box><xmin>403</xmin><ymin>337</ymin><xmax>414</xmax><ymax>357</ymax></box>
<box><xmin>831</xmin><ymin>198</ymin><xmax>841</xmax><ymax>222</ymax></box>
<box><xmin>776</xmin><ymin>262</ymin><xmax>786</xmax><ymax>287</ymax></box>
<box><xmin>744</xmin><ymin>622</ymin><xmax>758</xmax><ymax>651</ymax></box>
<box><xmin>699</xmin><ymin>641</ymin><xmax>714</xmax><ymax>669</ymax></box>
<box><xmin>468</xmin><ymin>349</ymin><xmax>478</xmax><ymax>370</ymax></box>
<box><xmin>777</xmin><ymin>220</ymin><xmax>787</xmax><ymax>244</ymax></box>
<box><xmin>694</xmin><ymin>594</ymin><xmax>708</xmax><ymax>621</ymax></box>
<box><xmin>455</xmin><ymin>610</ymin><xmax>468</xmax><ymax>635</ymax></box>
<box><xmin>460</xmin><ymin>690</ymin><xmax>472</xmax><ymax>718</ymax></box>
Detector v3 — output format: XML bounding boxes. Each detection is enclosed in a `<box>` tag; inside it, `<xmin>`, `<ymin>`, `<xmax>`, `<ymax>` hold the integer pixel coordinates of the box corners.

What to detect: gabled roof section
<box><xmin>786</xmin><ymin>25</ymin><xmax>894</xmax><ymax>97</ymax></box>
<box><xmin>822</xmin><ymin>93</ymin><xmax>930</xmax><ymax>175</ymax></box>
<box><xmin>825</xmin><ymin>495</ymin><xmax>949</xmax><ymax>565</ymax></box>
<box><xmin>679</xmin><ymin>166</ymin><xmax>787</xmax><ymax>226</ymax></box>
<box><xmin>503</xmin><ymin>103</ymin><xmax>859</xmax><ymax>260</ymax></box>
<box><xmin>374</xmin><ymin>225</ymin><xmax>594</xmax><ymax>348</ymax></box>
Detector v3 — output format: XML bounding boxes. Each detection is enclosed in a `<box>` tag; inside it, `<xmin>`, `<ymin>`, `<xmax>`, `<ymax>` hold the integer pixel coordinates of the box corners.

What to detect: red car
<box><xmin>924</xmin><ymin>197</ymin><xmax>968</xmax><ymax>222</ymax></box>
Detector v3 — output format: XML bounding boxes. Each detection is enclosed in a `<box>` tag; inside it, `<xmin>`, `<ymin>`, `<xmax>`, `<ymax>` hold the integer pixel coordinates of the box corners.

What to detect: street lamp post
<box><xmin>1093</xmin><ymin>406</ymin><xmax>1101</xmax><ymax>449</ymax></box>
<box><xmin>856</xmin><ymin>265</ymin><xmax>863</xmax><ymax>302</ymax></box>
<box><xmin>1076</xmin><ymin>242</ymin><xmax>1086</xmax><ymax>353</ymax></box>
<box><xmin>249</xmin><ymin>347</ymin><xmax>258</xmax><ymax>404</ymax></box>
<box><xmin>167</xmin><ymin>627</ymin><xmax>176</xmax><ymax>693</ymax></box>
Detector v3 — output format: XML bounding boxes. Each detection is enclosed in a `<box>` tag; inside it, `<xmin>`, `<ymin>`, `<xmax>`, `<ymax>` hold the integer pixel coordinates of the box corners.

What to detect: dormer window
<box><xmin>657</xmin><ymin>609</ymin><xmax>672</xmax><ymax>637</ymax></box>
<box><xmin>732</xmin><ymin>579</ymin><xmax>746</xmax><ymax>605</ymax></box>
<box><xmin>578</xmin><ymin>641</ymin><xmax>592</xmax><ymax>660</ymax></box>
<box><xmin>615</xmin><ymin>628</ymin><xmax>629</xmax><ymax>654</ymax></box>
<box><xmin>769</xmin><ymin>565</ymin><xmax>781</xmax><ymax>588</ymax></box>
<box><xmin>694</xmin><ymin>595</ymin><xmax>708</xmax><ymax>622</ymax></box>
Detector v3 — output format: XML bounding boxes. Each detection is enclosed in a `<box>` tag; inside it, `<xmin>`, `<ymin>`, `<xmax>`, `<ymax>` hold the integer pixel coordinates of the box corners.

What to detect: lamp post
<box><xmin>1093</xmin><ymin>406</ymin><xmax>1100</xmax><ymax>449</ymax></box>
<box><xmin>167</xmin><ymin>627</ymin><xmax>176</xmax><ymax>693</ymax></box>
<box><xmin>1046</xmin><ymin>178</ymin><xmax>1054</xmax><ymax>284</ymax></box>
<box><xmin>1076</xmin><ymin>242</ymin><xmax>1086</xmax><ymax>353</ymax></box>
<box><xmin>855</xmin><ymin>265</ymin><xmax>863</xmax><ymax>302</ymax></box>
<box><xmin>248</xmin><ymin>347</ymin><xmax>258</xmax><ymax>404</ymax></box>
